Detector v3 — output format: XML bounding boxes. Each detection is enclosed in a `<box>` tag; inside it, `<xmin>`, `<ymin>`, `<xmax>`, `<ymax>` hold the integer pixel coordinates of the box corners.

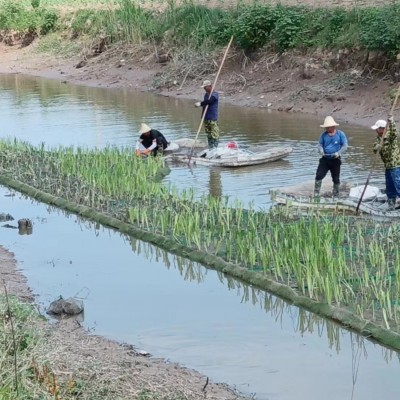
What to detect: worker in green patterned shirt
<box><xmin>372</xmin><ymin>115</ymin><xmax>400</xmax><ymax>209</ymax></box>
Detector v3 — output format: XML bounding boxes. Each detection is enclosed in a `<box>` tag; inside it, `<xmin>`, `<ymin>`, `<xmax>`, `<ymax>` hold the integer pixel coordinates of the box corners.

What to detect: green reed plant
<box><xmin>3</xmin><ymin>139</ymin><xmax>400</xmax><ymax>330</ymax></box>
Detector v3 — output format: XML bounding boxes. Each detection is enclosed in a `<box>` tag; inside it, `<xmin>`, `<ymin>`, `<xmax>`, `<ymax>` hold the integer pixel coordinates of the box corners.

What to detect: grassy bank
<box><xmin>0</xmin><ymin>288</ymin><xmax>215</xmax><ymax>399</ymax></box>
<box><xmin>1</xmin><ymin>0</ymin><xmax>400</xmax><ymax>61</ymax></box>
<box><xmin>0</xmin><ymin>293</ymin><xmax>44</xmax><ymax>399</ymax></box>
<box><xmin>1</xmin><ymin>139</ymin><xmax>400</xmax><ymax>349</ymax></box>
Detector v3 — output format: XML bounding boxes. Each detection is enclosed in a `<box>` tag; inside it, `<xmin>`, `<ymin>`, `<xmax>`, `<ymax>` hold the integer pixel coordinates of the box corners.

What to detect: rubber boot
<box><xmin>332</xmin><ymin>183</ymin><xmax>340</xmax><ymax>199</ymax></box>
<box><xmin>388</xmin><ymin>198</ymin><xmax>396</xmax><ymax>211</ymax></box>
<box><xmin>314</xmin><ymin>180</ymin><xmax>322</xmax><ymax>202</ymax></box>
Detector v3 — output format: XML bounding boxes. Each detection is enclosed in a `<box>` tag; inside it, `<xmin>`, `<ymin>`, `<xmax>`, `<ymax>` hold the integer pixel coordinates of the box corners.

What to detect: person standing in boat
<box><xmin>135</xmin><ymin>123</ymin><xmax>168</xmax><ymax>157</ymax></box>
<box><xmin>314</xmin><ymin>116</ymin><xmax>348</xmax><ymax>198</ymax></box>
<box><xmin>371</xmin><ymin>115</ymin><xmax>400</xmax><ymax>209</ymax></box>
<box><xmin>195</xmin><ymin>79</ymin><xmax>220</xmax><ymax>149</ymax></box>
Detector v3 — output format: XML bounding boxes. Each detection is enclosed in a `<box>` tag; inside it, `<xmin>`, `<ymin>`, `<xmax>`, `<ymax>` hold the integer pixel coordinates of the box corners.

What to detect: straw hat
<box><xmin>201</xmin><ymin>79</ymin><xmax>212</xmax><ymax>88</ymax></box>
<box><xmin>139</xmin><ymin>123</ymin><xmax>151</xmax><ymax>134</ymax></box>
<box><xmin>320</xmin><ymin>116</ymin><xmax>339</xmax><ymax>128</ymax></box>
<box><xmin>371</xmin><ymin>119</ymin><xmax>387</xmax><ymax>130</ymax></box>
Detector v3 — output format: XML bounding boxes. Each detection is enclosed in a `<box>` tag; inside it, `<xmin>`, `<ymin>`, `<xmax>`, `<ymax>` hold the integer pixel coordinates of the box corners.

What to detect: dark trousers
<box><xmin>315</xmin><ymin>157</ymin><xmax>341</xmax><ymax>184</ymax></box>
<box><xmin>385</xmin><ymin>167</ymin><xmax>400</xmax><ymax>199</ymax></box>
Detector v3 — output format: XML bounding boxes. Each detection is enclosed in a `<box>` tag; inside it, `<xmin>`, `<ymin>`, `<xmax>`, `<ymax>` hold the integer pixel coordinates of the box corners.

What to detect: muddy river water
<box><xmin>0</xmin><ymin>74</ymin><xmax>399</xmax><ymax>399</ymax></box>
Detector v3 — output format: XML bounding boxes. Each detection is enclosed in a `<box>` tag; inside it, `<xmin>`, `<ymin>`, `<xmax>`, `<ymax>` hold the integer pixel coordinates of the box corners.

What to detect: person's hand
<box><xmin>374</xmin><ymin>143</ymin><xmax>382</xmax><ymax>152</ymax></box>
<box><xmin>388</xmin><ymin>114</ymin><xmax>394</xmax><ymax>123</ymax></box>
<box><xmin>333</xmin><ymin>152</ymin><xmax>340</xmax><ymax>158</ymax></box>
<box><xmin>195</xmin><ymin>102</ymin><xmax>201</xmax><ymax>107</ymax></box>
<box><xmin>143</xmin><ymin>148</ymin><xmax>151</xmax><ymax>155</ymax></box>
<box><xmin>135</xmin><ymin>149</ymin><xmax>141</xmax><ymax>156</ymax></box>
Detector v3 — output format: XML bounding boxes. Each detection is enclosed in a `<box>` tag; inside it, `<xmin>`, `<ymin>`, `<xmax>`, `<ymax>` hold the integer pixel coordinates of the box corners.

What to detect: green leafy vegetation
<box><xmin>0</xmin><ymin>294</ymin><xmax>41</xmax><ymax>398</ymax></box>
<box><xmin>2</xmin><ymin>139</ymin><xmax>400</xmax><ymax>339</ymax></box>
<box><xmin>1</xmin><ymin>0</ymin><xmax>400</xmax><ymax>59</ymax></box>
<box><xmin>0</xmin><ymin>1</ymin><xmax>58</xmax><ymax>34</ymax></box>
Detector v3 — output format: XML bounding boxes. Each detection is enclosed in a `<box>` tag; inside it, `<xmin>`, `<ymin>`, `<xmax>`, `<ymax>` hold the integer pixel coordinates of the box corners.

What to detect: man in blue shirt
<box><xmin>314</xmin><ymin>116</ymin><xmax>348</xmax><ymax>198</ymax></box>
<box><xmin>195</xmin><ymin>79</ymin><xmax>220</xmax><ymax>149</ymax></box>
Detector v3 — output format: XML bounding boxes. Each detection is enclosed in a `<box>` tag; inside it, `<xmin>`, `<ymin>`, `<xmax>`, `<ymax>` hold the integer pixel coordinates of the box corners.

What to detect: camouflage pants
<box><xmin>204</xmin><ymin>120</ymin><xmax>220</xmax><ymax>149</ymax></box>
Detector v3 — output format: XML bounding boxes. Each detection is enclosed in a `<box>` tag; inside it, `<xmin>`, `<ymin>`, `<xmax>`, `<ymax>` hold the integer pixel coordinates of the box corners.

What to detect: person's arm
<box><xmin>338</xmin><ymin>132</ymin><xmax>348</xmax><ymax>156</ymax></box>
<box><xmin>373</xmin><ymin>137</ymin><xmax>381</xmax><ymax>153</ymax></box>
<box><xmin>201</xmin><ymin>94</ymin><xmax>217</xmax><ymax>107</ymax></box>
<box><xmin>318</xmin><ymin>134</ymin><xmax>324</xmax><ymax>155</ymax></box>
<box><xmin>148</xmin><ymin>140</ymin><xmax>157</xmax><ymax>151</ymax></box>
<box><xmin>387</xmin><ymin>117</ymin><xmax>397</xmax><ymax>142</ymax></box>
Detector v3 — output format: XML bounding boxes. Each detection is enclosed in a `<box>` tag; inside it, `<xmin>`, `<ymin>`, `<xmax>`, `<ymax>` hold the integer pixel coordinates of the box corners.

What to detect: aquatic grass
<box><xmin>3</xmin><ymin>140</ymin><xmax>400</xmax><ymax>334</ymax></box>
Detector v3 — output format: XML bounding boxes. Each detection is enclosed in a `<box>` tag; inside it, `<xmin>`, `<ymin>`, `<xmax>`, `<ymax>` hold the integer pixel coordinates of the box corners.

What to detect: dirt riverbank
<box><xmin>0</xmin><ymin>40</ymin><xmax>398</xmax><ymax>130</ymax></box>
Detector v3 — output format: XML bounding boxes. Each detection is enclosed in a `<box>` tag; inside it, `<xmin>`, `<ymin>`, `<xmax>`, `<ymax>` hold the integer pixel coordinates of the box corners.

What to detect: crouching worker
<box><xmin>135</xmin><ymin>123</ymin><xmax>168</xmax><ymax>157</ymax></box>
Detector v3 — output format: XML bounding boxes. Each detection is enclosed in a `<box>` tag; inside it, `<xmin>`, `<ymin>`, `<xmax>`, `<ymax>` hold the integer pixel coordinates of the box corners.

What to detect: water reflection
<box><xmin>209</xmin><ymin>168</ymin><xmax>222</xmax><ymax>197</ymax></box>
<box><xmin>128</xmin><ymin>232</ymin><xmax>399</xmax><ymax>366</ymax></box>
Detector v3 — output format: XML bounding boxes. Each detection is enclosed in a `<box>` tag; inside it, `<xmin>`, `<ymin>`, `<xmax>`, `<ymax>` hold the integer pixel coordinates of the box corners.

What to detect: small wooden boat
<box><xmin>165</xmin><ymin>140</ymin><xmax>293</xmax><ymax>167</ymax></box>
<box><xmin>271</xmin><ymin>182</ymin><xmax>400</xmax><ymax>218</ymax></box>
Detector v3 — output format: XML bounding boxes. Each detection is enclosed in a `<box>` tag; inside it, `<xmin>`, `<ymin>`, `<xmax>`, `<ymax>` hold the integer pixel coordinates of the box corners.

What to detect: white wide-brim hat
<box><xmin>371</xmin><ymin>119</ymin><xmax>387</xmax><ymax>130</ymax></box>
<box><xmin>320</xmin><ymin>116</ymin><xmax>339</xmax><ymax>128</ymax></box>
<box><xmin>201</xmin><ymin>79</ymin><xmax>212</xmax><ymax>88</ymax></box>
<box><xmin>139</xmin><ymin>123</ymin><xmax>151</xmax><ymax>134</ymax></box>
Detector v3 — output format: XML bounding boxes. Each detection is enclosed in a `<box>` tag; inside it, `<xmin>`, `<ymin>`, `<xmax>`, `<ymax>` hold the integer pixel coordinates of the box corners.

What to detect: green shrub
<box><xmin>39</xmin><ymin>9</ymin><xmax>58</xmax><ymax>35</ymax></box>
<box><xmin>234</xmin><ymin>4</ymin><xmax>276</xmax><ymax>51</ymax></box>
<box><xmin>0</xmin><ymin>2</ymin><xmax>35</xmax><ymax>31</ymax></box>
<box><xmin>272</xmin><ymin>6</ymin><xmax>306</xmax><ymax>53</ymax></box>
<box><xmin>360</xmin><ymin>6</ymin><xmax>400</xmax><ymax>58</ymax></box>
<box><xmin>209</xmin><ymin>11</ymin><xmax>236</xmax><ymax>46</ymax></box>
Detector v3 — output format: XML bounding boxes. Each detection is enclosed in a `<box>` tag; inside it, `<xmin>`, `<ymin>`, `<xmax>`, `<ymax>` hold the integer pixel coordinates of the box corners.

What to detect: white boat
<box><xmin>165</xmin><ymin>140</ymin><xmax>293</xmax><ymax>167</ymax></box>
<box><xmin>164</xmin><ymin>142</ymin><xmax>180</xmax><ymax>152</ymax></box>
